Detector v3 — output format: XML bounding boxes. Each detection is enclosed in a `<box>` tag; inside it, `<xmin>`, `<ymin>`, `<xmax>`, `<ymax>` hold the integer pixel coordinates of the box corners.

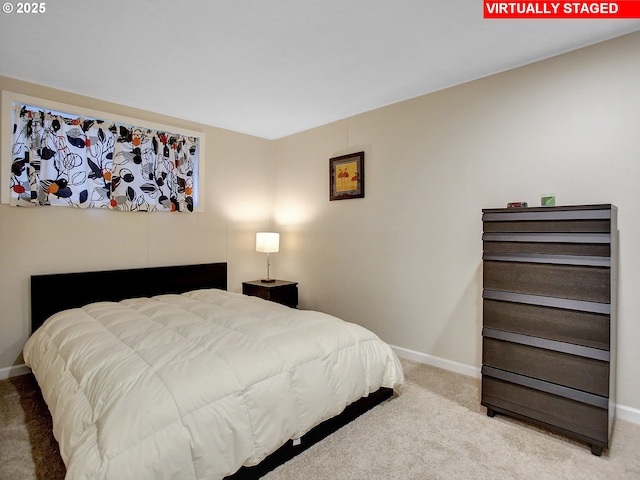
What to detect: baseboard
<box><xmin>0</xmin><ymin>363</ymin><xmax>31</xmax><ymax>380</ymax></box>
<box><xmin>390</xmin><ymin>345</ymin><xmax>481</xmax><ymax>378</ymax></box>
<box><xmin>615</xmin><ymin>404</ymin><xmax>640</xmax><ymax>425</ymax></box>
<box><xmin>390</xmin><ymin>345</ymin><xmax>640</xmax><ymax>426</ymax></box>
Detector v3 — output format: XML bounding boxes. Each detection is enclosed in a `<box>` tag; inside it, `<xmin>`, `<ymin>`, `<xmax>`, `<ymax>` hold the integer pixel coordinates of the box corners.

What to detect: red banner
<box><xmin>484</xmin><ymin>1</ymin><xmax>640</xmax><ymax>18</ymax></box>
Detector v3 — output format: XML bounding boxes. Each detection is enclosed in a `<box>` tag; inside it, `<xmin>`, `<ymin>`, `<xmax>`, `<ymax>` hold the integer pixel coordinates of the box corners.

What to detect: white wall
<box><xmin>273</xmin><ymin>31</ymin><xmax>640</xmax><ymax>411</ymax></box>
<box><xmin>0</xmin><ymin>75</ymin><xmax>274</xmax><ymax>373</ymax></box>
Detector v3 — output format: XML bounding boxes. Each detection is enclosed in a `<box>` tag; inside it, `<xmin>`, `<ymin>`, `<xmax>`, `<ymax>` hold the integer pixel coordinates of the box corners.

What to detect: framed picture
<box><xmin>329</xmin><ymin>151</ymin><xmax>364</xmax><ymax>201</ymax></box>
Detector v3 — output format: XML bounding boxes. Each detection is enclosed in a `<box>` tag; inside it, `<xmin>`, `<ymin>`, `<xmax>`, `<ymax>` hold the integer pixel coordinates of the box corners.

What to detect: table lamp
<box><xmin>256</xmin><ymin>232</ymin><xmax>279</xmax><ymax>282</ymax></box>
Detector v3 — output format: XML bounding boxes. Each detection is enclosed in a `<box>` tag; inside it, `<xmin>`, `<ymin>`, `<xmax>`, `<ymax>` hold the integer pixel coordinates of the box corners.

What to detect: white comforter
<box><xmin>24</xmin><ymin>289</ymin><xmax>403</xmax><ymax>479</ymax></box>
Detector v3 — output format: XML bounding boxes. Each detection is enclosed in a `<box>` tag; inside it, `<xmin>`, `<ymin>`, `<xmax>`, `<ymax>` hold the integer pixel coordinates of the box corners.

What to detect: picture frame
<box><xmin>329</xmin><ymin>151</ymin><xmax>364</xmax><ymax>201</ymax></box>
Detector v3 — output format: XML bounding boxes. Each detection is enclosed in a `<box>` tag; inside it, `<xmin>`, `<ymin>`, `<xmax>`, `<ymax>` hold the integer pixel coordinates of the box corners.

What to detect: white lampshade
<box><xmin>256</xmin><ymin>232</ymin><xmax>279</xmax><ymax>253</ymax></box>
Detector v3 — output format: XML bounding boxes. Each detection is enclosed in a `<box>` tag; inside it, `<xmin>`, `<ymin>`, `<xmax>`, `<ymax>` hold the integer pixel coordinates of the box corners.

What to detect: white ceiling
<box><xmin>1</xmin><ymin>1</ymin><xmax>639</xmax><ymax>139</ymax></box>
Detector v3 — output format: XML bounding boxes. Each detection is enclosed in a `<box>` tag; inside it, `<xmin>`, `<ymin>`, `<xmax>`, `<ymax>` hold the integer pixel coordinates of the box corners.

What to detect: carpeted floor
<box><xmin>2</xmin><ymin>359</ymin><xmax>639</xmax><ymax>479</ymax></box>
<box><xmin>0</xmin><ymin>373</ymin><xmax>65</xmax><ymax>480</ymax></box>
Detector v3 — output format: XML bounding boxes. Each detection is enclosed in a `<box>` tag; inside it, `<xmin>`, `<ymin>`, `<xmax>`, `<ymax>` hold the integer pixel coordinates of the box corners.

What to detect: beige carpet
<box><xmin>2</xmin><ymin>359</ymin><xmax>639</xmax><ymax>479</ymax></box>
<box><xmin>0</xmin><ymin>373</ymin><xmax>65</xmax><ymax>480</ymax></box>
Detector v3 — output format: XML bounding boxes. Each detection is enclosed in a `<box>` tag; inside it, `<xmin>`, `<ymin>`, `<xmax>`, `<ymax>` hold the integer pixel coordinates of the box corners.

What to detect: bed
<box><xmin>24</xmin><ymin>263</ymin><xmax>404</xmax><ymax>479</ymax></box>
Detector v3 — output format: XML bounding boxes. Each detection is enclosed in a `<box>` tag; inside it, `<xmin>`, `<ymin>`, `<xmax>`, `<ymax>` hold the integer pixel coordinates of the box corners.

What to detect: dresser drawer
<box><xmin>483</xmin><ymin>337</ymin><xmax>609</xmax><ymax>396</ymax></box>
<box><xmin>483</xmin><ymin>241</ymin><xmax>610</xmax><ymax>257</ymax></box>
<box><xmin>483</xmin><ymin>219</ymin><xmax>611</xmax><ymax>234</ymax></box>
<box><xmin>483</xmin><ymin>299</ymin><xmax>610</xmax><ymax>350</ymax></box>
<box><xmin>482</xmin><ymin>375</ymin><xmax>608</xmax><ymax>444</ymax></box>
<box><xmin>483</xmin><ymin>261</ymin><xmax>610</xmax><ymax>303</ymax></box>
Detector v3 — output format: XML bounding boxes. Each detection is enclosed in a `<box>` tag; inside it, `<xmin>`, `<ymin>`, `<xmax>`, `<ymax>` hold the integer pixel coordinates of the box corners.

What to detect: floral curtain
<box><xmin>10</xmin><ymin>104</ymin><xmax>198</xmax><ymax>212</ymax></box>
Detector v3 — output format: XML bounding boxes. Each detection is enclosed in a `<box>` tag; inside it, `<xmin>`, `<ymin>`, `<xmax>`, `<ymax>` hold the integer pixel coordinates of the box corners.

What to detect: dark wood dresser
<box><xmin>481</xmin><ymin>204</ymin><xmax>617</xmax><ymax>456</ymax></box>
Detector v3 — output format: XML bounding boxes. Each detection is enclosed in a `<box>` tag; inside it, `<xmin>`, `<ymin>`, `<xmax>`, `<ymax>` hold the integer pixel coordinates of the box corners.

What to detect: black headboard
<box><xmin>31</xmin><ymin>262</ymin><xmax>227</xmax><ymax>333</ymax></box>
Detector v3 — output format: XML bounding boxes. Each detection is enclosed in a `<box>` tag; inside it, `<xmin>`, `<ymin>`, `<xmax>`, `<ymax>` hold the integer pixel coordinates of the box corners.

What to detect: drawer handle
<box><xmin>483</xmin><ymin>232</ymin><xmax>611</xmax><ymax>244</ymax></box>
<box><xmin>483</xmin><ymin>209</ymin><xmax>612</xmax><ymax>222</ymax></box>
<box><xmin>483</xmin><ymin>252</ymin><xmax>610</xmax><ymax>267</ymax></box>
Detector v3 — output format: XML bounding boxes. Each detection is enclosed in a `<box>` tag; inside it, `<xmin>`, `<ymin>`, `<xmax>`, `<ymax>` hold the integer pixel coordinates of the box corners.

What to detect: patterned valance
<box><xmin>10</xmin><ymin>104</ymin><xmax>199</xmax><ymax>212</ymax></box>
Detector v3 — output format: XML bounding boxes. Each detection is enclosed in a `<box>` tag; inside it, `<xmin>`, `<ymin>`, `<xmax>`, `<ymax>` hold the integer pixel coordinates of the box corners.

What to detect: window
<box><xmin>2</xmin><ymin>91</ymin><xmax>204</xmax><ymax>212</ymax></box>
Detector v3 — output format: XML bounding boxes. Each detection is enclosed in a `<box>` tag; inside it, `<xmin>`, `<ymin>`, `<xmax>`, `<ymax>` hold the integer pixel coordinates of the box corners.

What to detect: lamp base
<box><xmin>260</xmin><ymin>278</ymin><xmax>276</xmax><ymax>283</ymax></box>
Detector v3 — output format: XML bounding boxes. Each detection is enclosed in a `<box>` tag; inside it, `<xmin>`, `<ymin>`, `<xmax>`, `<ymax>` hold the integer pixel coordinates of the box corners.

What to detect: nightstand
<box><xmin>242</xmin><ymin>280</ymin><xmax>298</xmax><ymax>308</ymax></box>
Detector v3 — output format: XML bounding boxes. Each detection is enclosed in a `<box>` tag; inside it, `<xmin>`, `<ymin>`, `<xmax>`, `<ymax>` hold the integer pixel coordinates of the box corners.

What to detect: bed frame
<box><xmin>29</xmin><ymin>262</ymin><xmax>393</xmax><ymax>479</ymax></box>
<box><xmin>30</xmin><ymin>262</ymin><xmax>228</xmax><ymax>333</ymax></box>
